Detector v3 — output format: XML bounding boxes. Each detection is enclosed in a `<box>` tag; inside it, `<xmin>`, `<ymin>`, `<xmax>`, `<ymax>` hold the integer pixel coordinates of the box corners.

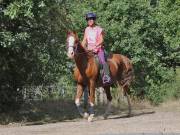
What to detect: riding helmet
<box><xmin>86</xmin><ymin>12</ymin><xmax>96</xmax><ymax>20</ymax></box>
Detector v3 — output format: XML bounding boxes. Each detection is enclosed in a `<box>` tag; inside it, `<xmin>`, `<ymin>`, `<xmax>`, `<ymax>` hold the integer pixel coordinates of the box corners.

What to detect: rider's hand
<box><xmin>95</xmin><ymin>43</ymin><xmax>102</xmax><ymax>49</ymax></box>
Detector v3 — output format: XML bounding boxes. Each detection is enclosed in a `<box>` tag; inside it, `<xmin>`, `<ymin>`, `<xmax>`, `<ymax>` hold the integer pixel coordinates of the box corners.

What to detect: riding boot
<box><xmin>102</xmin><ymin>62</ymin><xmax>111</xmax><ymax>85</ymax></box>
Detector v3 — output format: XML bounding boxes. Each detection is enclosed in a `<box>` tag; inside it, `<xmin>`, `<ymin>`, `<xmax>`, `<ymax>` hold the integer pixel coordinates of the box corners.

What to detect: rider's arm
<box><xmin>96</xmin><ymin>31</ymin><xmax>104</xmax><ymax>47</ymax></box>
<box><xmin>81</xmin><ymin>33</ymin><xmax>87</xmax><ymax>48</ymax></box>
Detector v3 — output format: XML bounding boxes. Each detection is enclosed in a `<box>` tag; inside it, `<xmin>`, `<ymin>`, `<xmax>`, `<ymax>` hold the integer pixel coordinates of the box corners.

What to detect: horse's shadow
<box><xmin>94</xmin><ymin>103</ymin><xmax>155</xmax><ymax>121</ymax></box>
<box><xmin>107</xmin><ymin>111</ymin><xmax>155</xmax><ymax>120</ymax></box>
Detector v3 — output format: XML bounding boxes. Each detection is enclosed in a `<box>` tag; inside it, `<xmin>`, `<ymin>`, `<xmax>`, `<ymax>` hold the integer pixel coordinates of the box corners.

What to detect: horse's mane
<box><xmin>76</xmin><ymin>41</ymin><xmax>95</xmax><ymax>59</ymax></box>
<box><xmin>67</xmin><ymin>31</ymin><xmax>95</xmax><ymax>59</ymax></box>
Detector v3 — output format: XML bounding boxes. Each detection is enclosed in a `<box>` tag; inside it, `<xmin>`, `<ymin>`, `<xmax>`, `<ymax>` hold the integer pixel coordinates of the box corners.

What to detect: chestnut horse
<box><xmin>66</xmin><ymin>31</ymin><xmax>134</xmax><ymax>122</ymax></box>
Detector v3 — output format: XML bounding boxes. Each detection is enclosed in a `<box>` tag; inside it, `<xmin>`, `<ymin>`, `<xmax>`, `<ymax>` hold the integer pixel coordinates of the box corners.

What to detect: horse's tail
<box><xmin>121</xmin><ymin>68</ymin><xmax>134</xmax><ymax>87</ymax></box>
<box><xmin>120</xmin><ymin>56</ymin><xmax>135</xmax><ymax>87</ymax></box>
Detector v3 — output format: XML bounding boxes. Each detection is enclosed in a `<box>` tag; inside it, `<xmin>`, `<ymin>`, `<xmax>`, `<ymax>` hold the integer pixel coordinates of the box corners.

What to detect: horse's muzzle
<box><xmin>67</xmin><ymin>52</ymin><xmax>74</xmax><ymax>59</ymax></box>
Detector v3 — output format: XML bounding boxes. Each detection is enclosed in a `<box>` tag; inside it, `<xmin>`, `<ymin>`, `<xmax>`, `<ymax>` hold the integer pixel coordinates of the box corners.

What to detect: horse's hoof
<box><xmin>127</xmin><ymin>110</ymin><xmax>132</xmax><ymax>117</ymax></box>
<box><xmin>103</xmin><ymin>115</ymin><xmax>107</xmax><ymax>120</ymax></box>
<box><xmin>83</xmin><ymin>112</ymin><xmax>89</xmax><ymax>119</ymax></box>
<box><xmin>103</xmin><ymin>113</ymin><xmax>108</xmax><ymax>120</ymax></box>
<box><xmin>88</xmin><ymin>114</ymin><xmax>94</xmax><ymax>122</ymax></box>
<box><xmin>127</xmin><ymin>113</ymin><xmax>132</xmax><ymax>117</ymax></box>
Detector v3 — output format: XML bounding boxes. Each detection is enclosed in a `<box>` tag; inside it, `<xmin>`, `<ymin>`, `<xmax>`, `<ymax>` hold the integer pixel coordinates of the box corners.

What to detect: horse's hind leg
<box><xmin>103</xmin><ymin>86</ymin><xmax>112</xmax><ymax>119</ymax></box>
<box><xmin>118</xmin><ymin>83</ymin><xmax>132</xmax><ymax>117</ymax></box>
<box><xmin>83</xmin><ymin>86</ymin><xmax>89</xmax><ymax>119</ymax></box>
<box><xmin>123</xmin><ymin>85</ymin><xmax>132</xmax><ymax>117</ymax></box>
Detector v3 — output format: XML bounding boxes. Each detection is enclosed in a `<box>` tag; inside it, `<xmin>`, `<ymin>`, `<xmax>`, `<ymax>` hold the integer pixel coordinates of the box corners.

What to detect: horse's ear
<box><xmin>73</xmin><ymin>31</ymin><xmax>79</xmax><ymax>41</ymax></box>
<box><xmin>66</xmin><ymin>31</ymin><xmax>71</xmax><ymax>36</ymax></box>
<box><xmin>72</xmin><ymin>31</ymin><xmax>77</xmax><ymax>35</ymax></box>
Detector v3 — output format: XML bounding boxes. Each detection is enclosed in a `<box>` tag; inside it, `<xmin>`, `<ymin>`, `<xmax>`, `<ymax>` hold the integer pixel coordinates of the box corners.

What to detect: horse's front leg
<box><xmin>88</xmin><ymin>80</ymin><xmax>96</xmax><ymax>122</ymax></box>
<box><xmin>75</xmin><ymin>83</ymin><xmax>84</xmax><ymax>117</ymax></box>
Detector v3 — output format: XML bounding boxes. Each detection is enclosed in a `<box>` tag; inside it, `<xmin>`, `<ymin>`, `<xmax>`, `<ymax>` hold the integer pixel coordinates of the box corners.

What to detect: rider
<box><xmin>82</xmin><ymin>12</ymin><xmax>111</xmax><ymax>85</ymax></box>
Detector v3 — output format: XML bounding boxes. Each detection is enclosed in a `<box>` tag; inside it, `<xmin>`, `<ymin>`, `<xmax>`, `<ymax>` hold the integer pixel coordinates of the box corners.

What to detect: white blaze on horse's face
<box><xmin>67</xmin><ymin>36</ymin><xmax>75</xmax><ymax>58</ymax></box>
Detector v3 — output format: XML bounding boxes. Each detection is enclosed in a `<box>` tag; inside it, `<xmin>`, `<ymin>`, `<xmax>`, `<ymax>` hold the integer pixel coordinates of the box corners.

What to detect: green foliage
<box><xmin>0</xmin><ymin>0</ymin><xmax>71</xmax><ymax>111</ymax></box>
<box><xmin>4</xmin><ymin>0</ymin><xmax>34</xmax><ymax>19</ymax></box>
<box><xmin>154</xmin><ymin>0</ymin><xmax>180</xmax><ymax>66</ymax></box>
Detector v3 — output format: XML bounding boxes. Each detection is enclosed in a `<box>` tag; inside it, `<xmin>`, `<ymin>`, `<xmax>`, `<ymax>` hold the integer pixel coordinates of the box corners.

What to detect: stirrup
<box><xmin>103</xmin><ymin>75</ymin><xmax>111</xmax><ymax>85</ymax></box>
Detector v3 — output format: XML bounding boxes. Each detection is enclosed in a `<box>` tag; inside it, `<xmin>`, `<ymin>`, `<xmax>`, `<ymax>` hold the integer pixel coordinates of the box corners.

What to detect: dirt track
<box><xmin>0</xmin><ymin>101</ymin><xmax>180</xmax><ymax>135</ymax></box>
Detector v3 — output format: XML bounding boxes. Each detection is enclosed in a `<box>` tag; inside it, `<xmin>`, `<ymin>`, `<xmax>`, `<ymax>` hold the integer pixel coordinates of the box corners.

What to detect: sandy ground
<box><xmin>0</xmin><ymin>101</ymin><xmax>180</xmax><ymax>135</ymax></box>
